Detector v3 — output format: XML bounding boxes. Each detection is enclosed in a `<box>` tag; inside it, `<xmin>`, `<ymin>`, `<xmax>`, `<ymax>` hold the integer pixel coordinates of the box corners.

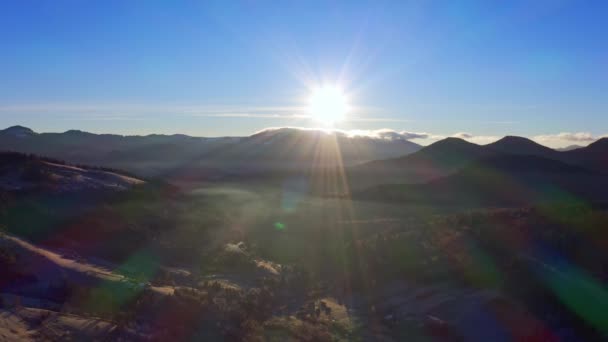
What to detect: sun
<box><xmin>308</xmin><ymin>86</ymin><xmax>350</xmax><ymax>126</ymax></box>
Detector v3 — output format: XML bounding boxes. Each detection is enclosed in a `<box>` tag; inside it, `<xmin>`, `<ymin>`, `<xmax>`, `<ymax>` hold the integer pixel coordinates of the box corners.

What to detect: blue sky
<box><xmin>0</xmin><ymin>0</ymin><xmax>607</xmax><ymax>146</ymax></box>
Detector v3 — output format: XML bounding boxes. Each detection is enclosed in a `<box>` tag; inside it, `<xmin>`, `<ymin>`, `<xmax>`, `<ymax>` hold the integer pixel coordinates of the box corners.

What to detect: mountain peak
<box><xmin>412</xmin><ymin>137</ymin><xmax>488</xmax><ymax>161</ymax></box>
<box><xmin>586</xmin><ymin>137</ymin><xmax>608</xmax><ymax>150</ymax></box>
<box><xmin>251</xmin><ymin>127</ymin><xmax>332</xmax><ymax>139</ymax></box>
<box><xmin>431</xmin><ymin>137</ymin><xmax>471</xmax><ymax>145</ymax></box>
<box><xmin>492</xmin><ymin>135</ymin><xmax>538</xmax><ymax>145</ymax></box>
<box><xmin>62</xmin><ymin>129</ymin><xmax>97</xmax><ymax>137</ymax></box>
<box><xmin>426</xmin><ymin>137</ymin><xmax>480</xmax><ymax>150</ymax></box>
<box><xmin>1</xmin><ymin>125</ymin><xmax>36</xmax><ymax>138</ymax></box>
<box><xmin>487</xmin><ymin>135</ymin><xmax>555</xmax><ymax>155</ymax></box>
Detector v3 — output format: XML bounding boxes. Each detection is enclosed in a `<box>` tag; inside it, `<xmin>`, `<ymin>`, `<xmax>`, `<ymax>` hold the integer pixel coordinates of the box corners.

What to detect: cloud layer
<box><xmin>2</xmin><ymin>102</ymin><xmax>606</xmax><ymax>148</ymax></box>
<box><xmin>257</xmin><ymin>127</ymin><xmax>608</xmax><ymax>148</ymax></box>
<box><xmin>532</xmin><ymin>132</ymin><xmax>607</xmax><ymax>145</ymax></box>
<box><xmin>346</xmin><ymin>129</ymin><xmax>431</xmax><ymax>141</ymax></box>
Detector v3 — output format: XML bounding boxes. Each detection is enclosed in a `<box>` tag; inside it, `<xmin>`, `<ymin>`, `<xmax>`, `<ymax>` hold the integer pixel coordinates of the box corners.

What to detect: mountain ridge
<box><xmin>3</xmin><ymin>126</ymin><xmax>607</xmax><ymax>185</ymax></box>
<box><xmin>355</xmin><ymin>154</ymin><xmax>608</xmax><ymax>206</ymax></box>
<box><xmin>0</xmin><ymin>151</ymin><xmax>144</xmax><ymax>193</ymax></box>
<box><xmin>347</xmin><ymin>134</ymin><xmax>608</xmax><ymax>189</ymax></box>
<box><xmin>0</xmin><ymin>126</ymin><xmax>422</xmax><ymax>176</ymax></box>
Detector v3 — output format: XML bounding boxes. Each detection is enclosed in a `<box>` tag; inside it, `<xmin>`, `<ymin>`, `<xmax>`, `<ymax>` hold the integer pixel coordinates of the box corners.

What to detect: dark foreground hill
<box><xmin>0</xmin><ymin>152</ymin><xmax>144</xmax><ymax>193</ymax></box>
<box><xmin>348</xmin><ymin>137</ymin><xmax>492</xmax><ymax>188</ymax></box>
<box><xmin>348</xmin><ymin>135</ymin><xmax>608</xmax><ymax>189</ymax></box>
<box><xmin>563</xmin><ymin>137</ymin><xmax>608</xmax><ymax>172</ymax></box>
<box><xmin>2</xmin><ymin>180</ymin><xmax>608</xmax><ymax>340</ymax></box>
<box><xmin>354</xmin><ymin>154</ymin><xmax>608</xmax><ymax>207</ymax></box>
<box><xmin>1</xmin><ymin>146</ymin><xmax>608</xmax><ymax>339</ymax></box>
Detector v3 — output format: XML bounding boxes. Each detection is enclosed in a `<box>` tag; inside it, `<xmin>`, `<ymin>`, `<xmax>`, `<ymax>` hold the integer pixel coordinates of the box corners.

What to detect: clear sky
<box><xmin>0</xmin><ymin>1</ymin><xmax>606</xmax><ymax>146</ymax></box>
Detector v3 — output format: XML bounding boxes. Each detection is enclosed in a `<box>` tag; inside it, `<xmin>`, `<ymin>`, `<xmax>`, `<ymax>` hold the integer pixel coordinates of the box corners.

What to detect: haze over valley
<box><xmin>2</xmin><ymin>123</ymin><xmax>608</xmax><ymax>340</ymax></box>
<box><xmin>2</xmin><ymin>1</ymin><xmax>608</xmax><ymax>341</ymax></box>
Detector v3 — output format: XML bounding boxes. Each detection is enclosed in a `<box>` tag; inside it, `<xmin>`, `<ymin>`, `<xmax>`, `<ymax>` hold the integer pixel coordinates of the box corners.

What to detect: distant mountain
<box><xmin>0</xmin><ymin>125</ymin><xmax>36</xmax><ymax>138</ymax></box>
<box><xmin>563</xmin><ymin>138</ymin><xmax>608</xmax><ymax>172</ymax></box>
<box><xmin>348</xmin><ymin>134</ymin><xmax>608</xmax><ymax>189</ymax></box>
<box><xmin>485</xmin><ymin>136</ymin><xmax>608</xmax><ymax>173</ymax></box>
<box><xmin>556</xmin><ymin>145</ymin><xmax>583</xmax><ymax>152</ymax></box>
<box><xmin>0</xmin><ymin>126</ymin><xmax>241</xmax><ymax>176</ymax></box>
<box><xmin>486</xmin><ymin>136</ymin><xmax>560</xmax><ymax>159</ymax></box>
<box><xmin>0</xmin><ymin>152</ymin><xmax>144</xmax><ymax>193</ymax></box>
<box><xmin>355</xmin><ymin>154</ymin><xmax>608</xmax><ymax>207</ymax></box>
<box><xmin>203</xmin><ymin>128</ymin><xmax>421</xmax><ymax>169</ymax></box>
<box><xmin>0</xmin><ymin>126</ymin><xmax>421</xmax><ymax>178</ymax></box>
<box><xmin>4</xmin><ymin>126</ymin><xmax>607</xmax><ymax>187</ymax></box>
<box><xmin>347</xmin><ymin>137</ymin><xmax>493</xmax><ymax>188</ymax></box>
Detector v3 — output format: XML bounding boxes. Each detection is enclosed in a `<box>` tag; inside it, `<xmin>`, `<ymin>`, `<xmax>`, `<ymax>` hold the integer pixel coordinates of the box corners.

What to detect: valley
<box><xmin>1</xmin><ymin>127</ymin><xmax>608</xmax><ymax>340</ymax></box>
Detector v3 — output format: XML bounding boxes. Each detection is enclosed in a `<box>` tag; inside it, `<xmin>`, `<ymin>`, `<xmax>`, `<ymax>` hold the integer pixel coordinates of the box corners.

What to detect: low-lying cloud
<box><xmin>256</xmin><ymin>127</ymin><xmax>608</xmax><ymax>148</ymax></box>
<box><xmin>0</xmin><ymin>103</ymin><xmax>410</xmax><ymax>123</ymax></box>
<box><xmin>257</xmin><ymin>127</ymin><xmax>495</xmax><ymax>143</ymax></box>
<box><xmin>256</xmin><ymin>127</ymin><xmax>431</xmax><ymax>141</ymax></box>
<box><xmin>346</xmin><ymin>129</ymin><xmax>430</xmax><ymax>141</ymax></box>
<box><xmin>450</xmin><ymin>132</ymin><xmax>502</xmax><ymax>145</ymax></box>
<box><xmin>533</xmin><ymin>132</ymin><xmax>601</xmax><ymax>143</ymax></box>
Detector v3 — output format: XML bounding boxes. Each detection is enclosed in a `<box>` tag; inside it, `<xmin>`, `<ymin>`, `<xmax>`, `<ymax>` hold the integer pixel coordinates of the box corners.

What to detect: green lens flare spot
<box><xmin>274</xmin><ymin>222</ymin><xmax>286</xmax><ymax>230</ymax></box>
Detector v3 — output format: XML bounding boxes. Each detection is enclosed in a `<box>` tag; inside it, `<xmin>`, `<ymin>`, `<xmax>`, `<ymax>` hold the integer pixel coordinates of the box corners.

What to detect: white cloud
<box><xmin>450</xmin><ymin>132</ymin><xmax>502</xmax><ymax>145</ymax></box>
<box><xmin>452</xmin><ymin>132</ymin><xmax>473</xmax><ymax>139</ymax></box>
<box><xmin>196</xmin><ymin>113</ymin><xmax>310</xmax><ymax>119</ymax></box>
<box><xmin>534</xmin><ymin>132</ymin><xmax>596</xmax><ymax>143</ymax></box>
<box><xmin>253</xmin><ymin>127</ymin><xmax>507</xmax><ymax>146</ymax></box>
<box><xmin>346</xmin><ymin>129</ymin><xmax>430</xmax><ymax>141</ymax></box>
<box><xmin>532</xmin><ymin>132</ymin><xmax>608</xmax><ymax>147</ymax></box>
<box><xmin>254</xmin><ymin>127</ymin><xmax>430</xmax><ymax>142</ymax></box>
<box><xmin>251</xmin><ymin>129</ymin><xmax>608</xmax><ymax>148</ymax></box>
<box><xmin>347</xmin><ymin>117</ymin><xmax>414</xmax><ymax>123</ymax></box>
<box><xmin>0</xmin><ymin>103</ymin><xmax>309</xmax><ymax>120</ymax></box>
<box><xmin>1</xmin><ymin>103</ymin><xmax>605</xmax><ymax>149</ymax></box>
<box><xmin>0</xmin><ymin>103</ymin><xmax>411</xmax><ymax>123</ymax></box>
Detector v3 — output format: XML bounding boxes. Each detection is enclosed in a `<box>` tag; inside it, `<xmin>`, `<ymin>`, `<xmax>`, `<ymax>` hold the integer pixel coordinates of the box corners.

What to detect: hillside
<box><xmin>355</xmin><ymin>154</ymin><xmax>608</xmax><ymax>207</ymax></box>
<box><xmin>2</xmin><ymin>147</ymin><xmax>608</xmax><ymax>340</ymax></box>
<box><xmin>348</xmin><ymin>135</ymin><xmax>608</xmax><ymax>189</ymax></box>
<box><xmin>0</xmin><ymin>126</ymin><xmax>421</xmax><ymax>178</ymax></box>
<box><xmin>485</xmin><ymin>136</ymin><xmax>561</xmax><ymax>159</ymax></box>
<box><xmin>347</xmin><ymin>137</ymin><xmax>493</xmax><ymax>188</ymax></box>
<box><xmin>203</xmin><ymin>128</ymin><xmax>421</xmax><ymax>169</ymax></box>
<box><xmin>0</xmin><ymin>152</ymin><xmax>144</xmax><ymax>193</ymax></box>
<box><xmin>563</xmin><ymin>137</ymin><xmax>608</xmax><ymax>172</ymax></box>
<box><xmin>0</xmin><ymin>126</ymin><xmax>239</xmax><ymax>177</ymax></box>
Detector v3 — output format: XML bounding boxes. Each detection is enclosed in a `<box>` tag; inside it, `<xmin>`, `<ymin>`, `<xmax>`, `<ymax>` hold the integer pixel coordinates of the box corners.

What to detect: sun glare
<box><xmin>308</xmin><ymin>86</ymin><xmax>349</xmax><ymax>126</ymax></box>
